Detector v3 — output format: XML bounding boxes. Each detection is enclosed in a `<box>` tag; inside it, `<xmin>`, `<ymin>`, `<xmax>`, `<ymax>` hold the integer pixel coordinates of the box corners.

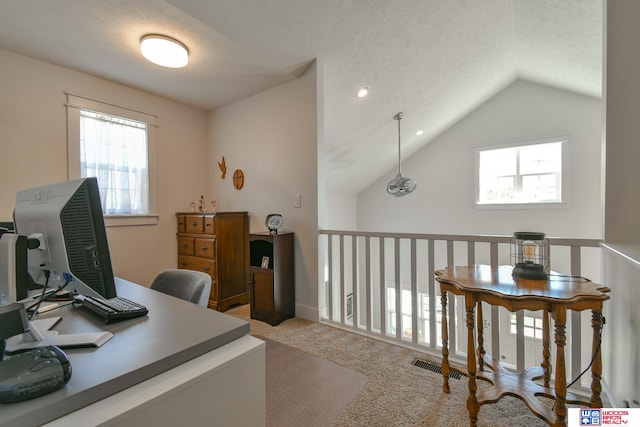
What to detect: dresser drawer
<box><xmin>195</xmin><ymin>237</ymin><xmax>216</xmax><ymax>258</ymax></box>
<box><xmin>177</xmin><ymin>215</ymin><xmax>186</xmax><ymax>233</ymax></box>
<box><xmin>177</xmin><ymin>237</ymin><xmax>195</xmax><ymax>255</ymax></box>
<box><xmin>184</xmin><ymin>215</ymin><xmax>204</xmax><ymax>233</ymax></box>
<box><xmin>178</xmin><ymin>255</ymin><xmax>216</xmax><ymax>277</ymax></box>
<box><xmin>204</xmin><ymin>215</ymin><xmax>215</xmax><ymax>234</ymax></box>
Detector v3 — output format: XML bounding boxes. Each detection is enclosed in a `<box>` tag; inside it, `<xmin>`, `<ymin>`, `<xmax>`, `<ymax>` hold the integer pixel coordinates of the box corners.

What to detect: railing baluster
<box><xmin>327</xmin><ymin>234</ymin><xmax>333</xmax><ymax>322</ymax></box>
<box><xmin>411</xmin><ymin>238</ymin><xmax>418</xmax><ymax>345</ymax></box>
<box><xmin>446</xmin><ymin>240</ymin><xmax>456</xmax><ymax>356</ymax></box>
<box><xmin>516</xmin><ymin>310</ymin><xmax>525</xmax><ymax>371</ymax></box>
<box><xmin>489</xmin><ymin>241</ymin><xmax>498</xmax><ymax>267</ymax></box>
<box><xmin>351</xmin><ymin>236</ymin><xmax>358</xmax><ymax>328</ymax></box>
<box><xmin>340</xmin><ymin>234</ymin><xmax>345</xmax><ymax>324</ymax></box>
<box><xmin>365</xmin><ymin>236</ymin><xmax>371</xmax><ymax>334</ymax></box>
<box><xmin>395</xmin><ymin>238</ymin><xmax>402</xmax><ymax>340</ymax></box>
<box><xmin>491</xmin><ymin>307</ymin><xmax>500</xmax><ymax>362</ymax></box>
<box><xmin>489</xmin><ymin>241</ymin><xmax>501</xmax><ymax>360</ymax></box>
<box><xmin>570</xmin><ymin>245</ymin><xmax>582</xmax><ymax>382</ymax></box>
<box><xmin>380</xmin><ymin>237</ymin><xmax>386</xmax><ymax>337</ymax></box>
<box><xmin>428</xmin><ymin>239</ymin><xmax>436</xmax><ymax>350</ymax></box>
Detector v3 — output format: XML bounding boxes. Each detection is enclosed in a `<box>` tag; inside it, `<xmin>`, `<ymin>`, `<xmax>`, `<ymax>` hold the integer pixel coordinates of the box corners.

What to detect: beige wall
<box><xmin>601</xmin><ymin>0</ymin><xmax>640</xmax><ymax>406</ymax></box>
<box><xmin>604</xmin><ymin>0</ymin><xmax>640</xmax><ymax>244</ymax></box>
<box><xmin>208</xmin><ymin>63</ymin><xmax>319</xmax><ymax>320</ymax></box>
<box><xmin>0</xmin><ymin>48</ymin><xmax>209</xmax><ymax>287</ymax></box>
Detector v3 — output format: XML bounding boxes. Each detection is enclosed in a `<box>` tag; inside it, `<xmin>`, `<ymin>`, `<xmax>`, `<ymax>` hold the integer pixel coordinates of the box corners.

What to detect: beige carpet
<box><xmin>261</xmin><ymin>336</ymin><xmax>367</xmax><ymax>427</ymax></box>
<box><xmin>227</xmin><ymin>304</ymin><xmax>548</xmax><ymax>427</ymax></box>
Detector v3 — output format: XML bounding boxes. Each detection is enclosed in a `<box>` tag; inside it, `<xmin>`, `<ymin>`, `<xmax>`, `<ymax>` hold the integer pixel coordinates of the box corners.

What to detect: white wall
<box><xmin>208</xmin><ymin>63</ymin><xmax>318</xmax><ymax>320</ymax></box>
<box><xmin>358</xmin><ymin>80</ymin><xmax>602</xmax><ymax>239</ymax></box>
<box><xmin>322</xmin><ymin>192</ymin><xmax>358</xmax><ymax>230</ymax></box>
<box><xmin>0</xmin><ymin>48</ymin><xmax>209</xmax><ymax>286</ymax></box>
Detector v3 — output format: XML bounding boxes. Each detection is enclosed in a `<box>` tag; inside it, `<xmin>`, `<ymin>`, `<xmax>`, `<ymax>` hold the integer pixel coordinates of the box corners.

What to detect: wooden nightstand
<box><xmin>249</xmin><ymin>232</ymin><xmax>294</xmax><ymax>325</ymax></box>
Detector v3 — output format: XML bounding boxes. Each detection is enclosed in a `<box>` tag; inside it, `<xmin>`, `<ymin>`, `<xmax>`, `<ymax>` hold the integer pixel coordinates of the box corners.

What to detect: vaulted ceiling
<box><xmin>0</xmin><ymin>0</ymin><xmax>602</xmax><ymax>193</ymax></box>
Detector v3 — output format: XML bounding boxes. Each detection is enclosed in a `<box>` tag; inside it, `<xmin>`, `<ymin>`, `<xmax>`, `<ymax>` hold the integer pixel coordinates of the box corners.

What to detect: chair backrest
<box><xmin>150</xmin><ymin>269</ymin><xmax>211</xmax><ymax>307</ymax></box>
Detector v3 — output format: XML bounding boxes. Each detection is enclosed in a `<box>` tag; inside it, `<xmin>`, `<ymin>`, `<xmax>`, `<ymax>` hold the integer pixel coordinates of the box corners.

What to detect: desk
<box><xmin>435</xmin><ymin>265</ymin><xmax>610</xmax><ymax>427</ymax></box>
<box><xmin>0</xmin><ymin>277</ymin><xmax>265</xmax><ymax>427</ymax></box>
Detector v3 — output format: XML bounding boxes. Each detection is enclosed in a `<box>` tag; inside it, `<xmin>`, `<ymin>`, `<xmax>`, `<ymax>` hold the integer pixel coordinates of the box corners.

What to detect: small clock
<box><xmin>265</xmin><ymin>214</ymin><xmax>283</xmax><ymax>234</ymax></box>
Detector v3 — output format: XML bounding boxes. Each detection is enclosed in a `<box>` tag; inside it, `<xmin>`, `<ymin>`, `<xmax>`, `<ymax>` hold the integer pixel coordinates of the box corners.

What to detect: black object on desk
<box><xmin>0</xmin><ymin>345</ymin><xmax>71</xmax><ymax>403</ymax></box>
<box><xmin>74</xmin><ymin>295</ymin><xmax>148</xmax><ymax>323</ymax></box>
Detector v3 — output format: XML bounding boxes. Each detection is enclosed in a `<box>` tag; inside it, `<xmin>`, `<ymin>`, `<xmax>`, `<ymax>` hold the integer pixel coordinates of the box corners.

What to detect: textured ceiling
<box><xmin>0</xmin><ymin>0</ymin><xmax>602</xmax><ymax>194</ymax></box>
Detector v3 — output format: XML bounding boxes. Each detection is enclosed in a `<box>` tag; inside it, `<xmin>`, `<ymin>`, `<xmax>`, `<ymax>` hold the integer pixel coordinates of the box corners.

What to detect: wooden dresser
<box><xmin>176</xmin><ymin>211</ymin><xmax>249</xmax><ymax>311</ymax></box>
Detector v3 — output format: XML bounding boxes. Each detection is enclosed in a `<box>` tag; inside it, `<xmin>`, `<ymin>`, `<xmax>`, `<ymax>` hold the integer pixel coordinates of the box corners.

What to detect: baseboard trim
<box><xmin>294</xmin><ymin>303</ymin><xmax>319</xmax><ymax>322</ymax></box>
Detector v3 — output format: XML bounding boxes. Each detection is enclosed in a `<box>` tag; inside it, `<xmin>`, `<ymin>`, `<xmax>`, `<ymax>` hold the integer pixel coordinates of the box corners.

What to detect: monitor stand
<box><xmin>4</xmin><ymin>316</ymin><xmax>113</xmax><ymax>353</ymax></box>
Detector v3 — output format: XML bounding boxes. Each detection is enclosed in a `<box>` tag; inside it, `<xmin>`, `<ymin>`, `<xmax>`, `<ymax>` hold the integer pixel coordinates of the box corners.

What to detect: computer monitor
<box><xmin>13</xmin><ymin>177</ymin><xmax>116</xmax><ymax>299</ymax></box>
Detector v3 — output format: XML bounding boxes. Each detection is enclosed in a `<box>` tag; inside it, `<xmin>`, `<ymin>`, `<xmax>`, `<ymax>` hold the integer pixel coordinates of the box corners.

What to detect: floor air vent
<box><xmin>412</xmin><ymin>358</ymin><xmax>461</xmax><ymax>380</ymax></box>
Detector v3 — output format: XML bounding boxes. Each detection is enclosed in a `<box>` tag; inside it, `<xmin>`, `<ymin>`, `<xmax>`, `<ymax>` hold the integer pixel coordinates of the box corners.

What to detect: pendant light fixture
<box><xmin>386</xmin><ymin>112</ymin><xmax>417</xmax><ymax>197</ymax></box>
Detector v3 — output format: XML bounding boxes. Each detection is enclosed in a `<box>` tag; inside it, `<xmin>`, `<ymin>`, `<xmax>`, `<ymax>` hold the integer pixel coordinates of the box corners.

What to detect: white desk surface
<box><xmin>0</xmin><ymin>277</ymin><xmax>250</xmax><ymax>427</ymax></box>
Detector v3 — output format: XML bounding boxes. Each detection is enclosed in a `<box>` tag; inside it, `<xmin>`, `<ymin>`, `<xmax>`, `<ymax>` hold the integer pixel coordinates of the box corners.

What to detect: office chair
<box><xmin>150</xmin><ymin>269</ymin><xmax>211</xmax><ymax>307</ymax></box>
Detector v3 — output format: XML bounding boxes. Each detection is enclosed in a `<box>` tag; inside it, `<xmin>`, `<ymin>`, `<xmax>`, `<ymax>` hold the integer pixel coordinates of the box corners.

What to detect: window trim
<box><xmin>66</xmin><ymin>94</ymin><xmax>158</xmax><ymax>226</ymax></box>
<box><xmin>474</xmin><ymin>136</ymin><xmax>569</xmax><ymax>209</ymax></box>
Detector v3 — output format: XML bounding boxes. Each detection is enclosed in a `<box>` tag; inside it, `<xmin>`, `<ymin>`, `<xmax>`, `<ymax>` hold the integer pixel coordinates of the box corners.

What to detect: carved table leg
<box><xmin>477</xmin><ymin>301</ymin><xmax>485</xmax><ymax>371</ymax></box>
<box><xmin>441</xmin><ymin>290</ymin><xmax>451</xmax><ymax>394</ymax></box>
<box><xmin>541</xmin><ymin>310</ymin><xmax>551</xmax><ymax>388</ymax></box>
<box><xmin>590</xmin><ymin>309</ymin><xmax>604</xmax><ymax>408</ymax></box>
<box><xmin>465</xmin><ymin>297</ymin><xmax>479</xmax><ymax>426</ymax></box>
<box><xmin>553</xmin><ymin>307</ymin><xmax>567</xmax><ymax>426</ymax></box>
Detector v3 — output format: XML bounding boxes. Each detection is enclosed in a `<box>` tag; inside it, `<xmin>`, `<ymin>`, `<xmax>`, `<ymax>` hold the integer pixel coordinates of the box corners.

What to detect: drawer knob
<box><xmin>191</xmin><ymin>221</ymin><xmax>198</xmax><ymax>226</ymax></box>
<box><xmin>182</xmin><ymin>244</ymin><xmax>189</xmax><ymax>248</ymax></box>
<box><xmin>203</xmin><ymin>266</ymin><xmax>210</xmax><ymax>271</ymax></box>
<box><xmin>201</xmin><ymin>245</ymin><xmax>208</xmax><ymax>250</ymax></box>
<box><xmin>181</xmin><ymin>262</ymin><xmax>188</xmax><ymax>267</ymax></box>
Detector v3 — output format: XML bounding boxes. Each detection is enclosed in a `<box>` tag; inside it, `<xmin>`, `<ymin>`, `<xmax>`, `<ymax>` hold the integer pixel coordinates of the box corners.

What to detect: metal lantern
<box><xmin>510</xmin><ymin>232</ymin><xmax>549</xmax><ymax>279</ymax></box>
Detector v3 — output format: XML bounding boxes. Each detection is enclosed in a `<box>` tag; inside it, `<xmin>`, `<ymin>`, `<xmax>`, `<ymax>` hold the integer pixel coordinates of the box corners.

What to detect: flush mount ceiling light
<box><xmin>140</xmin><ymin>34</ymin><xmax>189</xmax><ymax>68</ymax></box>
<box><xmin>356</xmin><ymin>86</ymin><xmax>370</xmax><ymax>98</ymax></box>
<box><xmin>386</xmin><ymin>112</ymin><xmax>417</xmax><ymax>197</ymax></box>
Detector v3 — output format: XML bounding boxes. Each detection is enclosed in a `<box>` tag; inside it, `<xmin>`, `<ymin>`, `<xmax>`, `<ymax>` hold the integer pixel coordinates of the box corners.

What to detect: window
<box><xmin>80</xmin><ymin>110</ymin><xmax>148</xmax><ymax>215</ymax></box>
<box><xmin>67</xmin><ymin>94</ymin><xmax>158</xmax><ymax>226</ymax></box>
<box><xmin>510</xmin><ymin>313</ymin><xmax>543</xmax><ymax>340</ymax></box>
<box><xmin>476</xmin><ymin>137</ymin><xmax>567</xmax><ymax>206</ymax></box>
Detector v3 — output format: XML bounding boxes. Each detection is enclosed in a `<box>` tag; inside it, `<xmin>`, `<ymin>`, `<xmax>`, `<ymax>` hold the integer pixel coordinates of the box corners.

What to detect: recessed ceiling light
<box><xmin>356</xmin><ymin>86</ymin><xmax>370</xmax><ymax>98</ymax></box>
<box><xmin>140</xmin><ymin>34</ymin><xmax>189</xmax><ymax>68</ymax></box>
<box><xmin>416</xmin><ymin>129</ymin><xmax>424</xmax><ymax>136</ymax></box>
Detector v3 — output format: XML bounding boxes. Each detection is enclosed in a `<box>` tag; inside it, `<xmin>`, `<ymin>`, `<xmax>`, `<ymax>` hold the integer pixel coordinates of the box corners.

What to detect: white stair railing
<box><xmin>318</xmin><ymin>230</ymin><xmax>602</xmax><ymax>390</ymax></box>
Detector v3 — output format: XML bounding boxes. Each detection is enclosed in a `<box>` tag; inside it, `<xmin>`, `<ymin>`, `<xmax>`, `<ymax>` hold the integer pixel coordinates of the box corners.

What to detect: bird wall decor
<box><xmin>217</xmin><ymin>156</ymin><xmax>227</xmax><ymax>179</ymax></box>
